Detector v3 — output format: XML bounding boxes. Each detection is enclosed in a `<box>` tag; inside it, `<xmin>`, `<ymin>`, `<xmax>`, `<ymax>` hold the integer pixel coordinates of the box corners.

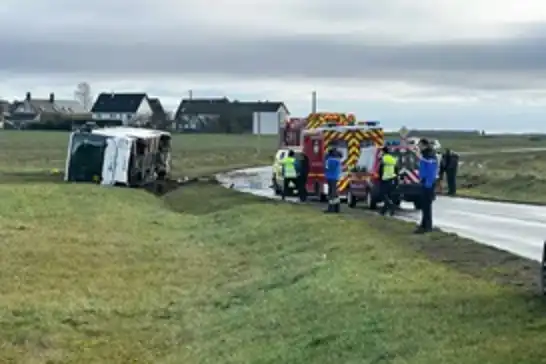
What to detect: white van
<box><xmin>64</xmin><ymin>126</ymin><xmax>172</xmax><ymax>187</ymax></box>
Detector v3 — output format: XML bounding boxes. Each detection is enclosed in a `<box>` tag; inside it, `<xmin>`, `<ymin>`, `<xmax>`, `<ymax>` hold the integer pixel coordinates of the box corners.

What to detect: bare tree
<box><xmin>74</xmin><ymin>82</ymin><xmax>92</xmax><ymax>111</ymax></box>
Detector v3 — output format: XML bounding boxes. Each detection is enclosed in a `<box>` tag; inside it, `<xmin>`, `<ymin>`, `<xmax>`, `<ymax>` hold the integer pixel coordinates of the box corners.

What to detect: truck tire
<box><xmin>272</xmin><ymin>175</ymin><xmax>281</xmax><ymax>195</ymax></box>
<box><xmin>347</xmin><ymin>191</ymin><xmax>357</xmax><ymax>208</ymax></box>
<box><xmin>366</xmin><ymin>190</ymin><xmax>378</xmax><ymax>210</ymax></box>
<box><xmin>315</xmin><ymin>182</ymin><xmax>327</xmax><ymax>202</ymax></box>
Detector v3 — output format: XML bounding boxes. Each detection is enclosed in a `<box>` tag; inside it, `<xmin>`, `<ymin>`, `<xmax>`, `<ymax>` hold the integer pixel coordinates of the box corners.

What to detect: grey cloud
<box><xmin>293</xmin><ymin>0</ymin><xmax>430</xmax><ymax>21</ymax></box>
<box><xmin>1</xmin><ymin>30</ymin><xmax>546</xmax><ymax>92</ymax></box>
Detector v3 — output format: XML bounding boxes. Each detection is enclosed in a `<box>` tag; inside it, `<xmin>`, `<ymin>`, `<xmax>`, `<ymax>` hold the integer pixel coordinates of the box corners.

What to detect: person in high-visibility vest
<box><xmin>378</xmin><ymin>146</ymin><xmax>399</xmax><ymax>216</ymax></box>
<box><xmin>281</xmin><ymin>149</ymin><xmax>298</xmax><ymax>200</ymax></box>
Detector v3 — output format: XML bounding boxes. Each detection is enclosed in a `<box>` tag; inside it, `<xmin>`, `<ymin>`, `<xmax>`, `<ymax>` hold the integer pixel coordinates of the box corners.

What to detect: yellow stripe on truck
<box><xmin>337</xmin><ymin>176</ymin><xmax>349</xmax><ymax>191</ymax></box>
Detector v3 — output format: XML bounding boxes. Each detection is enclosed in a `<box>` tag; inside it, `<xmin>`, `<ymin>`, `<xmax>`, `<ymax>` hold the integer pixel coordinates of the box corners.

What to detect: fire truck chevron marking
<box><xmin>337</xmin><ymin>176</ymin><xmax>349</xmax><ymax>191</ymax></box>
<box><xmin>399</xmin><ymin>167</ymin><xmax>420</xmax><ymax>184</ymax></box>
<box><xmin>348</xmin><ymin>138</ymin><xmax>360</xmax><ymax>146</ymax></box>
<box><xmin>346</xmin><ymin>155</ymin><xmax>358</xmax><ymax>167</ymax></box>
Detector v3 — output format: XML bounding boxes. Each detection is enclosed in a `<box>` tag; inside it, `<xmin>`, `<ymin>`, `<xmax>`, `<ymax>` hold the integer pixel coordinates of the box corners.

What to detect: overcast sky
<box><xmin>2</xmin><ymin>0</ymin><xmax>546</xmax><ymax>131</ymax></box>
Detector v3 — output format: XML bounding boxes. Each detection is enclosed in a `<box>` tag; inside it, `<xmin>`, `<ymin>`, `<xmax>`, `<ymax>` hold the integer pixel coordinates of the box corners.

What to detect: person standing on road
<box><xmin>296</xmin><ymin>152</ymin><xmax>309</xmax><ymax>202</ymax></box>
<box><xmin>415</xmin><ymin>138</ymin><xmax>439</xmax><ymax>234</ymax></box>
<box><xmin>378</xmin><ymin>146</ymin><xmax>398</xmax><ymax>216</ymax></box>
<box><xmin>324</xmin><ymin>147</ymin><xmax>342</xmax><ymax>213</ymax></box>
<box><xmin>281</xmin><ymin>149</ymin><xmax>298</xmax><ymax>201</ymax></box>
<box><xmin>440</xmin><ymin>148</ymin><xmax>459</xmax><ymax>196</ymax></box>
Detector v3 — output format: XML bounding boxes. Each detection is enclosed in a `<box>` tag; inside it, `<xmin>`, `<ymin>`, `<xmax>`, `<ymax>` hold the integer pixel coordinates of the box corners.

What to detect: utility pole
<box><xmin>257</xmin><ymin>111</ymin><xmax>261</xmax><ymax>156</ymax></box>
<box><xmin>188</xmin><ymin>90</ymin><xmax>193</xmax><ymax>100</ymax></box>
<box><xmin>311</xmin><ymin>91</ymin><xmax>317</xmax><ymax>113</ymax></box>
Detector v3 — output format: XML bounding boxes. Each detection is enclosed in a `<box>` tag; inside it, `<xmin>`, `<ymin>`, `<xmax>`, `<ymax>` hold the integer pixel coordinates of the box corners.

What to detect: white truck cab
<box><xmin>65</xmin><ymin>126</ymin><xmax>172</xmax><ymax>187</ymax></box>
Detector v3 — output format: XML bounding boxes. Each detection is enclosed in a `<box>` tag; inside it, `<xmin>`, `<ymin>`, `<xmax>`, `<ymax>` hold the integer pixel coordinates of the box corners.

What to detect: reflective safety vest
<box><xmin>381</xmin><ymin>154</ymin><xmax>397</xmax><ymax>180</ymax></box>
<box><xmin>282</xmin><ymin>157</ymin><xmax>297</xmax><ymax>178</ymax></box>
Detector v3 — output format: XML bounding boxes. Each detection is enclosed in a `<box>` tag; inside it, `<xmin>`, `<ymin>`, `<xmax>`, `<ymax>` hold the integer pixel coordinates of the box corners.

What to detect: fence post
<box><xmin>540</xmin><ymin>241</ymin><xmax>546</xmax><ymax>296</ymax></box>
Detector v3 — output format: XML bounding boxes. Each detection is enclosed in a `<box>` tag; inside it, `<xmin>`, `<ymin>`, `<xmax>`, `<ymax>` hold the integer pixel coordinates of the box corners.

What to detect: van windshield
<box><xmin>328</xmin><ymin>139</ymin><xmax>348</xmax><ymax>162</ymax></box>
<box><xmin>391</xmin><ymin>147</ymin><xmax>419</xmax><ymax>170</ymax></box>
<box><xmin>67</xmin><ymin>133</ymin><xmax>108</xmax><ymax>182</ymax></box>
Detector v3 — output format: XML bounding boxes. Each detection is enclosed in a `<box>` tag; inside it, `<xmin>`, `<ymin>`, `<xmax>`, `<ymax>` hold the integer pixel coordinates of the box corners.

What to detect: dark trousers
<box><xmin>419</xmin><ymin>186</ymin><xmax>435</xmax><ymax>230</ymax></box>
<box><xmin>282</xmin><ymin>178</ymin><xmax>297</xmax><ymax>200</ymax></box>
<box><xmin>379</xmin><ymin>179</ymin><xmax>396</xmax><ymax>215</ymax></box>
<box><xmin>446</xmin><ymin>170</ymin><xmax>457</xmax><ymax>196</ymax></box>
<box><xmin>327</xmin><ymin>179</ymin><xmax>340</xmax><ymax>213</ymax></box>
<box><xmin>297</xmin><ymin>174</ymin><xmax>308</xmax><ymax>202</ymax></box>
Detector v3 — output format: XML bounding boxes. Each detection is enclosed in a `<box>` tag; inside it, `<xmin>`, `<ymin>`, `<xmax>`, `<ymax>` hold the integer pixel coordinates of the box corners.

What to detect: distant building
<box><xmin>91</xmin><ymin>93</ymin><xmax>153</xmax><ymax>126</ymax></box>
<box><xmin>243</xmin><ymin>101</ymin><xmax>289</xmax><ymax>135</ymax></box>
<box><xmin>147</xmin><ymin>97</ymin><xmax>169</xmax><ymax>129</ymax></box>
<box><xmin>7</xmin><ymin>92</ymin><xmax>89</xmax><ymax>129</ymax></box>
<box><xmin>0</xmin><ymin>100</ymin><xmax>10</xmax><ymax>126</ymax></box>
<box><xmin>173</xmin><ymin>97</ymin><xmax>289</xmax><ymax>134</ymax></box>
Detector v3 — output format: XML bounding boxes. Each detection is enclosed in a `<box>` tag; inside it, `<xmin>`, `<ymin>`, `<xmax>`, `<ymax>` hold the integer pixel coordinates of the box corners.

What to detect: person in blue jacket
<box><xmin>415</xmin><ymin>138</ymin><xmax>438</xmax><ymax>233</ymax></box>
<box><xmin>324</xmin><ymin>147</ymin><xmax>342</xmax><ymax>213</ymax></box>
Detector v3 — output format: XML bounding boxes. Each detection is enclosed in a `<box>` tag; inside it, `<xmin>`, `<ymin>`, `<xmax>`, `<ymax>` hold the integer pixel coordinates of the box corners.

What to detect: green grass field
<box><xmin>1</xmin><ymin>130</ymin><xmax>546</xmax><ymax>362</ymax></box>
<box><xmin>455</xmin><ymin>150</ymin><xmax>546</xmax><ymax>204</ymax></box>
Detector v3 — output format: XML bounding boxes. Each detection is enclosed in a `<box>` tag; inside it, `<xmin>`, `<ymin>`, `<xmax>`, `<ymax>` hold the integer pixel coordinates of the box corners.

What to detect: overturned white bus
<box><xmin>64</xmin><ymin>126</ymin><xmax>172</xmax><ymax>187</ymax></box>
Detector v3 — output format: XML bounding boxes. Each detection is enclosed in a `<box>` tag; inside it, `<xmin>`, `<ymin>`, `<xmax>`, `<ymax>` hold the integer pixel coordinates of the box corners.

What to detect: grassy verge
<box><xmin>456</xmin><ymin>150</ymin><xmax>546</xmax><ymax>205</ymax></box>
<box><xmin>1</xmin><ymin>181</ymin><xmax>544</xmax><ymax>363</ymax></box>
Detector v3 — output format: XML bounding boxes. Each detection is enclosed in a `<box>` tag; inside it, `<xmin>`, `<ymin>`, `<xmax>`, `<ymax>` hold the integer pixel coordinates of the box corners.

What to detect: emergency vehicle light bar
<box><xmin>356</xmin><ymin>121</ymin><xmax>380</xmax><ymax>126</ymax></box>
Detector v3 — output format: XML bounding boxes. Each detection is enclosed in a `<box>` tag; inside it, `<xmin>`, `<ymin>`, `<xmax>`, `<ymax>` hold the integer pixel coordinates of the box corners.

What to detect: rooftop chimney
<box><xmin>49</xmin><ymin>93</ymin><xmax>54</xmax><ymax>103</ymax></box>
<box><xmin>25</xmin><ymin>92</ymin><xmax>31</xmax><ymax>101</ymax></box>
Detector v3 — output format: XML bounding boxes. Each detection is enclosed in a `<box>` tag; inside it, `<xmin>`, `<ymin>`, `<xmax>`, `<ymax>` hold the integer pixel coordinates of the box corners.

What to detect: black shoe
<box><xmin>389</xmin><ymin>209</ymin><xmax>395</xmax><ymax>217</ymax></box>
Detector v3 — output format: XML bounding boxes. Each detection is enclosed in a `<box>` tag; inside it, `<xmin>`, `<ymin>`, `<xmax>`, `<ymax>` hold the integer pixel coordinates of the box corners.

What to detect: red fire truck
<box><xmin>346</xmin><ymin>139</ymin><xmax>423</xmax><ymax>210</ymax></box>
<box><xmin>301</xmin><ymin>120</ymin><xmax>384</xmax><ymax>201</ymax></box>
<box><xmin>279</xmin><ymin>118</ymin><xmax>306</xmax><ymax>148</ymax></box>
<box><xmin>279</xmin><ymin>113</ymin><xmax>356</xmax><ymax>148</ymax></box>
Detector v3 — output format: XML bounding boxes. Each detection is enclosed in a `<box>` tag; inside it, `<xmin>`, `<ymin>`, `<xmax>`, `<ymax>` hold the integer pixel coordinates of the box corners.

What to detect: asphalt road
<box><xmin>217</xmin><ymin>166</ymin><xmax>546</xmax><ymax>262</ymax></box>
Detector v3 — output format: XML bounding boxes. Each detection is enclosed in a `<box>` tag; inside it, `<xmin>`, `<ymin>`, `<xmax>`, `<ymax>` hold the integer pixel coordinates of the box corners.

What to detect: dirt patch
<box><xmin>145</xmin><ymin>176</ymin><xmax>218</xmax><ymax>196</ymax></box>
<box><xmin>406</xmin><ymin>232</ymin><xmax>540</xmax><ymax>291</ymax></box>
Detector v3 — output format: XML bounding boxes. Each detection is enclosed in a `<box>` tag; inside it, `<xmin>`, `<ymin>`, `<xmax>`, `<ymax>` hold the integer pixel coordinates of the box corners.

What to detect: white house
<box><xmin>249</xmin><ymin>101</ymin><xmax>289</xmax><ymax>135</ymax></box>
<box><xmin>91</xmin><ymin>93</ymin><xmax>153</xmax><ymax>126</ymax></box>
